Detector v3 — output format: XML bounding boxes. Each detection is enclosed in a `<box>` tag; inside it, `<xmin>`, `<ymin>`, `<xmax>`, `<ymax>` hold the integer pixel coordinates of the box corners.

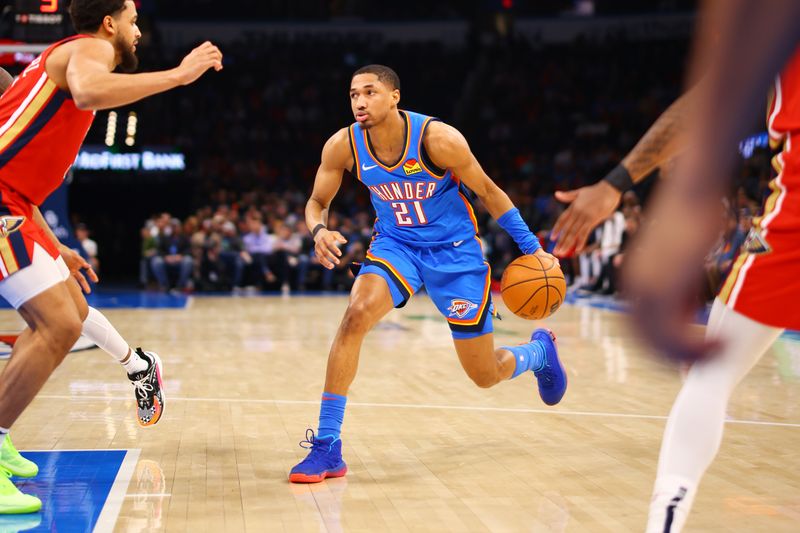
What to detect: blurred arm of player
<box><xmin>625</xmin><ymin>0</ymin><xmax>800</xmax><ymax>361</ymax></box>
<box><xmin>551</xmin><ymin>89</ymin><xmax>694</xmax><ymax>256</ymax></box>
<box><xmin>305</xmin><ymin>128</ymin><xmax>351</xmax><ymax>269</ymax></box>
<box><xmin>424</xmin><ymin>121</ymin><xmax>556</xmax><ymax>262</ymax></box>
<box><xmin>65</xmin><ymin>39</ymin><xmax>222</xmax><ymax>110</ymax></box>
<box><xmin>30</xmin><ymin>206</ymin><xmax>98</xmax><ymax>293</ymax></box>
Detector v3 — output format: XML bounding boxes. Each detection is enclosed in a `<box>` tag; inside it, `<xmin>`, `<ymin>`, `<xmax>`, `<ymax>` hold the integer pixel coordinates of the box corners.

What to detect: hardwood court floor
<box><xmin>2</xmin><ymin>294</ymin><xmax>800</xmax><ymax>532</ymax></box>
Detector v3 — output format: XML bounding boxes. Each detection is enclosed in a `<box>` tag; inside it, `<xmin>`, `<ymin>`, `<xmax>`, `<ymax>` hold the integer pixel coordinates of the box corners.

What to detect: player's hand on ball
<box><xmin>314</xmin><ymin>229</ymin><xmax>348</xmax><ymax>270</ymax></box>
<box><xmin>502</xmin><ymin>251</ymin><xmax>565</xmax><ymax>319</ymax></box>
<box><xmin>176</xmin><ymin>41</ymin><xmax>224</xmax><ymax>85</ymax></box>
<box><xmin>58</xmin><ymin>244</ymin><xmax>99</xmax><ymax>294</ymax></box>
<box><xmin>533</xmin><ymin>247</ymin><xmax>559</xmax><ymax>267</ymax></box>
<box><xmin>552</xmin><ymin>181</ymin><xmax>621</xmax><ymax>256</ymax></box>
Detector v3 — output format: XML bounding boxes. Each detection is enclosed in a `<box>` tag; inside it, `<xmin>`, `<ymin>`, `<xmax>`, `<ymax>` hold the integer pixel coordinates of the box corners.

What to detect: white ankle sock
<box><xmin>122</xmin><ymin>349</ymin><xmax>149</xmax><ymax>375</ymax></box>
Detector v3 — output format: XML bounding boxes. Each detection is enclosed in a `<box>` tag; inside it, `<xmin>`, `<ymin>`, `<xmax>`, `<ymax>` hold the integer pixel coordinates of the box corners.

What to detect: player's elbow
<box><xmin>72</xmin><ymin>98</ymin><xmax>94</xmax><ymax>111</ymax></box>
<box><xmin>69</xmin><ymin>78</ymin><xmax>104</xmax><ymax>110</ymax></box>
<box><xmin>307</xmin><ymin>195</ymin><xmax>329</xmax><ymax>211</ymax></box>
<box><xmin>475</xmin><ymin>183</ymin><xmax>504</xmax><ymax>207</ymax></box>
<box><xmin>71</xmin><ymin>90</ymin><xmax>98</xmax><ymax>110</ymax></box>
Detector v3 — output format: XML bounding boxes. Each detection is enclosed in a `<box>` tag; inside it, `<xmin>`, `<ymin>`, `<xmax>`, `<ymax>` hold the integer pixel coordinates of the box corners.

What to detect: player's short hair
<box><xmin>352</xmin><ymin>65</ymin><xmax>401</xmax><ymax>91</ymax></box>
<box><xmin>69</xmin><ymin>0</ymin><xmax>129</xmax><ymax>33</ymax></box>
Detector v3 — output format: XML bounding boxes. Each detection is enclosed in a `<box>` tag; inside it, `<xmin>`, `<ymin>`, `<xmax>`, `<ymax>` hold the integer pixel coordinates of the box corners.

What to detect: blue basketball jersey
<box><xmin>349</xmin><ymin>110</ymin><xmax>478</xmax><ymax>245</ymax></box>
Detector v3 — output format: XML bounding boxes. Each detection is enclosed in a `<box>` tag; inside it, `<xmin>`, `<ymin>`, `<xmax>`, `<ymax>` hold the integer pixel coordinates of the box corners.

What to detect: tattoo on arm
<box><xmin>621</xmin><ymin>90</ymin><xmax>693</xmax><ymax>182</ymax></box>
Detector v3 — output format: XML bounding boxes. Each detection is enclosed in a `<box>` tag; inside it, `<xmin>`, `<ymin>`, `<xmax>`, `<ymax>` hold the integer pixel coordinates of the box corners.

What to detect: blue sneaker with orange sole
<box><xmin>289</xmin><ymin>430</ymin><xmax>347</xmax><ymax>483</ymax></box>
<box><xmin>531</xmin><ymin>328</ymin><xmax>567</xmax><ymax>405</ymax></box>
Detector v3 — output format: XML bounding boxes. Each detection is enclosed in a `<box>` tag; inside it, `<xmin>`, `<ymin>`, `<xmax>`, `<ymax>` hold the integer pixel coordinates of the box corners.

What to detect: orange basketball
<box><xmin>500</xmin><ymin>254</ymin><xmax>566</xmax><ymax>320</ymax></box>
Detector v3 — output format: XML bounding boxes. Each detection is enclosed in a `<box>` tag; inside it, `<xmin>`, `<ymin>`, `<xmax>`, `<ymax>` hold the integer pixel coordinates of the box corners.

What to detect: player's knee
<box><xmin>42</xmin><ymin>316</ymin><xmax>82</xmax><ymax>357</ymax></box>
<box><xmin>466</xmin><ymin>368</ymin><xmax>499</xmax><ymax>389</ymax></box>
<box><xmin>59</xmin><ymin>317</ymin><xmax>82</xmax><ymax>348</ymax></box>
<box><xmin>341</xmin><ymin>299</ymin><xmax>380</xmax><ymax>334</ymax></box>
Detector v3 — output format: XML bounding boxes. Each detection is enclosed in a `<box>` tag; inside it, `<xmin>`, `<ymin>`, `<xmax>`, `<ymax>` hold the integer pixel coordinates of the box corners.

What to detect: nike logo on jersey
<box><xmin>453</xmin><ymin>240</ymin><xmax>464</xmax><ymax>247</ymax></box>
<box><xmin>362</xmin><ymin>163</ymin><xmax>378</xmax><ymax>171</ymax></box>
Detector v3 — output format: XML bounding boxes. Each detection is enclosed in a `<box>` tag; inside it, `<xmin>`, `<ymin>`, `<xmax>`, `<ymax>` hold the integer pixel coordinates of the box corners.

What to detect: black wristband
<box><xmin>311</xmin><ymin>223</ymin><xmax>327</xmax><ymax>238</ymax></box>
<box><xmin>602</xmin><ymin>164</ymin><xmax>635</xmax><ymax>192</ymax></box>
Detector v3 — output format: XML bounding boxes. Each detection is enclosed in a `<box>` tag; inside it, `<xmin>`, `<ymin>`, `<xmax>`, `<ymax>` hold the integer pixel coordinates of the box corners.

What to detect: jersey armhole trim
<box><xmin>418</xmin><ymin>117</ymin><xmax>447</xmax><ymax>179</ymax></box>
<box><xmin>348</xmin><ymin>125</ymin><xmax>361</xmax><ymax>181</ymax></box>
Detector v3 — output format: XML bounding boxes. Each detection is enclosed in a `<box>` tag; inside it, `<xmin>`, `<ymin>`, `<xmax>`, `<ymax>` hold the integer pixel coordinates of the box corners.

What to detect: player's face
<box><xmin>349</xmin><ymin>74</ymin><xmax>399</xmax><ymax>129</ymax></box>
<box><xmin>113</xmin><ymin>1</ymin><xmax>142</xmax><ymax>73</ymax></box>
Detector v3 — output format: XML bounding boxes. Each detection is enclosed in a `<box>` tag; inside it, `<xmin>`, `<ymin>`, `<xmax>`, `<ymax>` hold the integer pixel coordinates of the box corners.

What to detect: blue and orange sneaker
<box><xmin>289</xmin><ymin>430</ymin><xmax>347</xmax><ymax>484</ymax></box>
<box><xmin>531</xmin><ymin>328</ymin><xmax>567</xmax><ymax>405</ymax></box>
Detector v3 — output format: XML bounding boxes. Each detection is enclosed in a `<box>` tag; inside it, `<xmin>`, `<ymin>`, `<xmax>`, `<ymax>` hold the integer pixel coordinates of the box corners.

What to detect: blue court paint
<box><xmin>84</xmin><ymin>291</ymin><xmax>189</xmax><ymax>309</ymax></box>
<box><xmin>0</xmin><ymin>290</ymin><xmax>189</xmax><ymax>310</ymax></box>
<box><xmin>783</xmin><ymin>331</ymin><xmax>800</xmax><ymax>343</ymax></box>
<box><xmin>564</xmin><ymin>291</ymin><xmax>798</xmax><ymax>340</ymax></box>
<box><xmin>8</xmin><ymin>450</ymin><xmax>131</xmax><ymax>532</ymax></box>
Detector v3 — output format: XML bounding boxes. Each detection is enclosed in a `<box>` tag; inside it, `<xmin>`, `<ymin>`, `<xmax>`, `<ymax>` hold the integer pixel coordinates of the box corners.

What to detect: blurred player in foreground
<box><xmin>551</xmin><ymin>1</ymin><xmax>800</xmax><ymax>529</ymax></box>
<box><xmin>551</xmin><ymin>0</ymin><xmax>800</xmax><ymax>530</ymax></box>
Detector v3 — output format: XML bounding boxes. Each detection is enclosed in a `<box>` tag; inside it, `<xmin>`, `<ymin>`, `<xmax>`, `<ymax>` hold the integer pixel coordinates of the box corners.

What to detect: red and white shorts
<box><xmin>0</xmin><ymin>188</ymin><xmax>68</xmax><ymax>309</ymax></box>
<box><xmin>719</xmin><ymin>156</ymin><xmax>800</xmax><ymax>330</ymax></box>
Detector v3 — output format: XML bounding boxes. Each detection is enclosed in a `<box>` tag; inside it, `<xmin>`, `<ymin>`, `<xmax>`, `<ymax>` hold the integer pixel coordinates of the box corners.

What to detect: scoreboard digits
<box><xmin>13</xmin><ymin>0</ymin><xmax>70</xmax><ymax>42</ymax></box>
<box><xmin>40</xmin><ymin>0</ymin><xmax>60</xmax><ymax>14</ymax></box>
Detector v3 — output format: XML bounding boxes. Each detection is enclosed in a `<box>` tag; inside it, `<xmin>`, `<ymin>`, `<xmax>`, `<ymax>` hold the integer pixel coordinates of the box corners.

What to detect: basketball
<box><xmin>500</xmin><ymin>254</ymin><xmax>566</xmax><ymax>320</ymax></box>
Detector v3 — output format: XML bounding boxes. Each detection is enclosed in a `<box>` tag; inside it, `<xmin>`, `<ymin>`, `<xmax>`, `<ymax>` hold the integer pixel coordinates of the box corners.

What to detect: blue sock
<box><xmin>317</xmin><ymin>392</ymin><xmax>347</xmax><ymax>440</ymax></box>
<box><xmin>504</xmin><ymin>341</ymin><xmax>546</xmax><ymax>379</ymax></box>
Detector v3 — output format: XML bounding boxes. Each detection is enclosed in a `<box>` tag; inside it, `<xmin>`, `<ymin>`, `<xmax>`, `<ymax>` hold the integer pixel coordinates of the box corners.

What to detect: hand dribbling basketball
<box><xmin>501</xmin><ymin>250</ymin><xmax>566</xmax><ymax>320</ymax></box>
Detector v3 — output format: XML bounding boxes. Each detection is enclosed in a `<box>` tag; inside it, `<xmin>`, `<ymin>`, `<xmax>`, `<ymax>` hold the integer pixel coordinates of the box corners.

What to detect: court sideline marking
<box><xmin>35</xmin><ymin>395</ymin><xmax>800</xmax><ymax>429</ymax></box>
<box><xmin>95</xmin><ymin>448</ymin><xmax>140</xmax><ymax>532</ymax></box>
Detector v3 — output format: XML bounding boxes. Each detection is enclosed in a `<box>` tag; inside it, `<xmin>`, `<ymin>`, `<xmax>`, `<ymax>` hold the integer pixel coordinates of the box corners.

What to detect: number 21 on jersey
<box><xmin>391</xmin><ymin>201</ymin><xmax>428</xmax><ymax>226</ymax></box>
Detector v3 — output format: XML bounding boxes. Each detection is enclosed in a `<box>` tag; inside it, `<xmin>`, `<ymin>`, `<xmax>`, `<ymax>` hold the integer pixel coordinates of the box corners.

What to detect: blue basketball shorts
<box><xmin>358</xmin><ymin>234</ymin><xmax>494</xmax><ymax>339</ymax></box>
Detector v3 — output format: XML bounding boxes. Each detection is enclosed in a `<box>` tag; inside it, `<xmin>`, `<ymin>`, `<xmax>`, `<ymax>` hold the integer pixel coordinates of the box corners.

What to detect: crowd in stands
<box><xmin>139</xmin><ymin>189</ymin><xmax>372</xmax><ymax>293</ymax></box>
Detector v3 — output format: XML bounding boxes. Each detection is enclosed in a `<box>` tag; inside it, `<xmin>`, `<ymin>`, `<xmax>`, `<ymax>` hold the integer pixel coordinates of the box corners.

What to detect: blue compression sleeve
<box><xmin>497</xmin><ymin>208</ymin><xmax>541</xmax><ymax>255</ymax></box>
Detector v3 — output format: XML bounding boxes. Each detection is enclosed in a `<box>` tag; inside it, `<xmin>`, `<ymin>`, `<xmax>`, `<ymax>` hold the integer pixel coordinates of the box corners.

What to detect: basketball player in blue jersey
<box><xmin>289</xmin><ymin>65</ymin><xmax>568</xmax><ymax>483</ymax></box>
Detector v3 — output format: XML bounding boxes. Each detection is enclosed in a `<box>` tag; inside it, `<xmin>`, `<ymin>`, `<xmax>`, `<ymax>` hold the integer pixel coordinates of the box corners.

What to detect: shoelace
<box><xmin>298</xmin><ymin>429</ymin><xmax>333</xmax><ymax>453</ymax></box>
<box><xmin>299</xmin><ymin>428</ymin><xmax>319</xmax><ymax>449</ymax></box>
<box><xmin>131</xmin><ymin>378</ymin><xmax>154</xmax><ymax>403</ymax></box>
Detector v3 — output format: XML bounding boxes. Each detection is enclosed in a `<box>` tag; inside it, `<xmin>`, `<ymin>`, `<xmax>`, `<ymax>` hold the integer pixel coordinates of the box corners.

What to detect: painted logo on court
<box><xmin>448</xmin><ymin>299</ymin><xmax>478</xmax><ymax>318</ymax></box>
<box><xmin>0</xmin><ymin>216</ymin><xmax>24</xmax><ymax>239</ymax></box>
<box><xmin>403</xmin><ymin>158</ymin><xmax>423</xmax><ymax>176</ymax></box>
